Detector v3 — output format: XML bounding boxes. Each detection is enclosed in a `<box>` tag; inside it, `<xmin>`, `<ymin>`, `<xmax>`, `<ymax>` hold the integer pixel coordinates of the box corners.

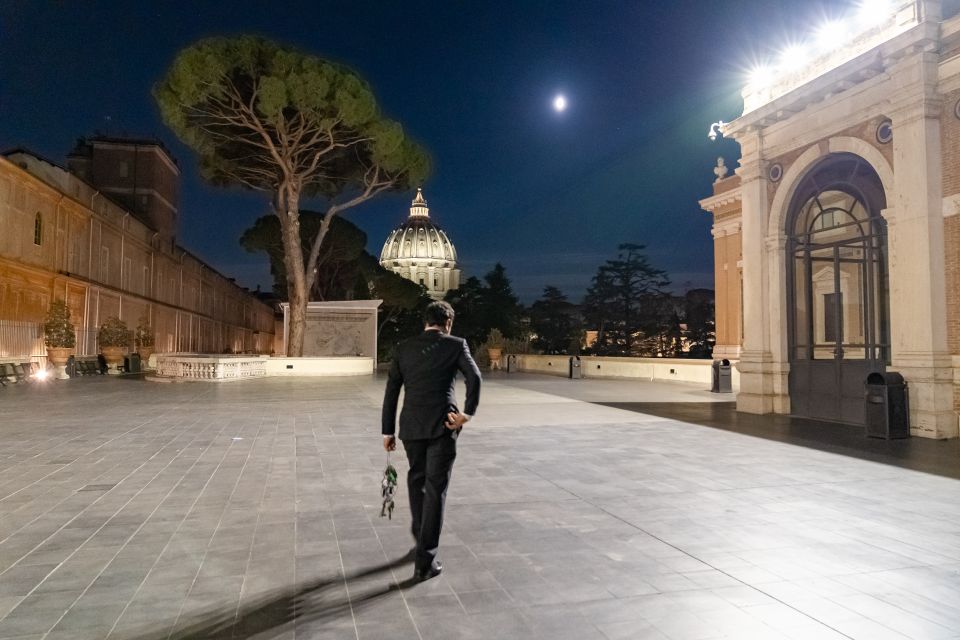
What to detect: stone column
<box><xmin>764</xmin><ymin>233</ymin><xmax>791</xmax><ymax>413</ymax></box>
<box><xmin>733</xmin><ymin>131</ymin><xmax>787</xmax><ymax>413</ymax></box>
<box><xmin>888</xmin><ymin>52</ymin><xmax>957</xmax><ymax>438</ymax></box>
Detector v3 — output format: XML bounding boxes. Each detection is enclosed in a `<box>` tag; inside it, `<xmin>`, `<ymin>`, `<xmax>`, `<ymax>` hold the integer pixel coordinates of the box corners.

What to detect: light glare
<box><xmin>815</xmin><ymin>20</ymin><xmax>849</xmax><ymax>52</ymax></box>
<box><xmin>553</xmin><ymin>95</ymin><xmax>567</xmax><ymax>112</ymax></box>
<box><xmin>748</xmin><ymin>65</ymin><xmax>774</xmax><ymax>87</ymax></box>
<box><xmin>856</xmin><ymin>0</ymin><xmax>893</xmax><ymax>28</ymax></box>
<box><xmin>779</xmin><ymin>45</ymin><xmax>809</xmax><ymax>72</ymax></box>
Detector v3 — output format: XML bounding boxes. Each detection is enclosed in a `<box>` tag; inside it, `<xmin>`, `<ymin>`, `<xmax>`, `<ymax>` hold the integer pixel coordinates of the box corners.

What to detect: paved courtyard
<box><xmin>0</xmin><ymin>373</ymin><xmax>959</xmax><ymax>640</ymax></box>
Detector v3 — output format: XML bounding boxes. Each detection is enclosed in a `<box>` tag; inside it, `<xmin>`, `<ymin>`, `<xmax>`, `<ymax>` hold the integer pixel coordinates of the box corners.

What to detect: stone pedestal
<box><xmin>735</xmin><ymin>351</ymin><xmax>790</xmax><ymax>415</ymax></box>
<box><xmin>101</xmin><ymin>347</ymin><xmax>125</xmax><ymax>375</ymax></box>
<box><xmin>46</xmin><ymin>348</ymin><xmax>73</xmax><ymax>380</ymax></box>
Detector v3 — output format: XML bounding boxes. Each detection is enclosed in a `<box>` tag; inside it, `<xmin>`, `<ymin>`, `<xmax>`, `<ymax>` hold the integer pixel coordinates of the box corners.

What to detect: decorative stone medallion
<box><xmin>876</xmin><ymin>119</ymin><xmax>893</xmax><ymax>144</ymax></box>
<box><xmin>955</xmin><ymin>98</ymin><xmax>960</xmax><ymax>120</ymax></box>
<box><xmin>768</xmin><ymin>163</ymin><xmax>783</xmax><ymax>182</ymax></box>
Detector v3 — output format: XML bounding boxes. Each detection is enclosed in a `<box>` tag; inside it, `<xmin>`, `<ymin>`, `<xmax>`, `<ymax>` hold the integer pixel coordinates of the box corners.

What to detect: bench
<box><xmin>73</xmin><ymin>357</ymin><xmax>105</xmax><ymax>376</ymax></box>
<box><xmin>0</xmin><ymin>362</ymin><xmax>26</xmax><ymax>384</ymax></box>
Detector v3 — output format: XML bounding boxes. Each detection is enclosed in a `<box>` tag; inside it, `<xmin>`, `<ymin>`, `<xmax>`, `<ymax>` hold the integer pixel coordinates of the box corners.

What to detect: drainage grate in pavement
<box><xmin>77</xmin><ymin>484</ymin><xmax>116</xmax><ymax>492</ymax></box>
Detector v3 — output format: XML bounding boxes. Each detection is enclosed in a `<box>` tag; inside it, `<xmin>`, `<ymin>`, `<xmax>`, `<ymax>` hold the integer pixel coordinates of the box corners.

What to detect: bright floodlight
<box><xmin>748</xmin><ymin>65</ymin><xmax>774</xmax><ymax>88</ymax></box>
<box><xmin>856</xmin><ymin>0</ymin><xmax>893</xmax><ymax>28</ymax></box>
<box><xmin>34</xmin><ymin>369</ymin><xmax>49</xmax><ymax>381</ymax></box>
<box><xmin>815</xmin><ymin>20</ymin><xmax>849</xmax><ymax>52</ymax></box>
<box><xmin>553</xmin><ymin>94</ymin><xmax>567</xmax><ymax>112</ymax></box>
<box><xmin>779</xmin><ymin>45</ymin><xmax>809</xmax><ymax>72</ymax></box>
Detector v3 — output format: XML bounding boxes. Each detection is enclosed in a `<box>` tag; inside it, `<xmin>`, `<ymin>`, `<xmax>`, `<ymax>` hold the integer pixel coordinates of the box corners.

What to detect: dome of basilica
<box><xmin>379</xmin><ymin>188</ymin><xmax>461</xmax><ymax>299</ymax></box>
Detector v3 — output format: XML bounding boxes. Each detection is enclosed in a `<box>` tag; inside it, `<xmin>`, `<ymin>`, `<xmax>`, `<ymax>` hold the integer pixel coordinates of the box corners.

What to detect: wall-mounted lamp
<box><xmin>708</xmin><ymin>121</ymin><xmax>727</xmax><ymax>141</ymax></box>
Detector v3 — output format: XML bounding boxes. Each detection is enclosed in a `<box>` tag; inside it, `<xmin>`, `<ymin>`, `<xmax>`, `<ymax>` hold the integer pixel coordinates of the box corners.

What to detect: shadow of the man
<box><xmin>123</xmin><ymin>551</ymin><xmax>418</xmax><ymax>640</ymax></box>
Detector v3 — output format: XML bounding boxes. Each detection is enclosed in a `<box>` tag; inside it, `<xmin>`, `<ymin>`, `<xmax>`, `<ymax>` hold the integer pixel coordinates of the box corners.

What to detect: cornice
<box><xmin>699</xmin><ymin>187</ymin><xmax>743</xmax><ymax>213</ymax></box>
<box><xmin>725</xmin><ymin>19</ymin><xmax>941</xmax><ymax>140</ymax></box>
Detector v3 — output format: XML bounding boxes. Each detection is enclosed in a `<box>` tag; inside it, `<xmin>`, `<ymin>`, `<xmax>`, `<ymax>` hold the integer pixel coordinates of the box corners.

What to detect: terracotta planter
<box><xmin>487</xmin><ymin>347</ymin><xmax>503</xmax><ymax>370</ymax></box>
<box><xmin>101</xmin><ymin>346</ymin><xmax>126</xmax><ymax>375</ymax></box>
<box><xmin>46</xmin><ymin>347</ymin><xmax>73</xmax><ymax>380</ymax></box>
<box><xmin>137</xmin><ymin>346</ymin><xmax>154</xmax><ymax>367</ymax></box>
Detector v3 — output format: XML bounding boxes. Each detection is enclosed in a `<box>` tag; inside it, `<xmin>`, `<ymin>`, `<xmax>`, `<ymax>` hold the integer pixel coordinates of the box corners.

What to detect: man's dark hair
<box><xmin>423</xmin><ymin>301</ymin><xmax>455</xmax><ymax>327</ymax></box>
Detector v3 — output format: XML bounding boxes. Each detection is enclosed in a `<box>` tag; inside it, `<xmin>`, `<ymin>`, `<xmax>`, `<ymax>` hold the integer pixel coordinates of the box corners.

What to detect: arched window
<box><xmin>787</xmin><ymin>153</ymin><xmax>888</xmax><ymax>364</ymax></box>
<box><xmin>33</xmin><ymin>213</ymin><xmax>42</xmax><ymax>246</ymax></box>
<box><xmin>786</xmin><ymin>153</ymin><xmax>889</xmax><ymax>424</ymax></box>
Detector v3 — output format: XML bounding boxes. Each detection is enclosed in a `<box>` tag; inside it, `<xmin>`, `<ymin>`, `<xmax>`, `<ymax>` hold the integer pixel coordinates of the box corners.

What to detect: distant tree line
<box><xmin>435</xmin><ymin>243</ymin><xmax>714</xmax><ymax>360</ymax></box>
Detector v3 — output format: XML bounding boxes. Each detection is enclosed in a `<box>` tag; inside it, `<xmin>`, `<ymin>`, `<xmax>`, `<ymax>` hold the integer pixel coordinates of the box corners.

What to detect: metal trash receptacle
<box><xmin>506</xmin><ymin>354</ymin><xmax>518</xmax><ymax>373</ymax></box>
<box><xmin>711</xmin><ymin>359</ymin><xmax>732</xmax><ymax>393</ymax></box>
<box><xmin>125</xmin><ymin>353</ymin><xmax>142</xmax><ymax>374</ymax></box>
<box><xmin>65</xmin><ymin>355</ymin><xmax>76</xmax><ymax>379</ymax></box>
<box><xmin>569</xmin><ymin>356</ymin><xmax>582</xmax><ymax>379</ymax></box>
<box><xmin>865</xmin><ymin>371</ymin><xmax>909</xmax><ymax>439</ymax></box>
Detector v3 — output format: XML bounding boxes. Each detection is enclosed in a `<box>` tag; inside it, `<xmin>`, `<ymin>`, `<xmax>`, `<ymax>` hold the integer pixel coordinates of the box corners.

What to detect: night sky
<box><xmin>0</xmin><ymin>1</ymin><xmax>859</xmax><ymax>302</ymax></box>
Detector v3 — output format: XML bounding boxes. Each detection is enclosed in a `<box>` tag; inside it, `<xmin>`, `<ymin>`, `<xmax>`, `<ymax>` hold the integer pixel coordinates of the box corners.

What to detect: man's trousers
<box><xmin>403</xmin><ymin>431</ymin><xmax>457</xmax><ymax>571</ymax></box>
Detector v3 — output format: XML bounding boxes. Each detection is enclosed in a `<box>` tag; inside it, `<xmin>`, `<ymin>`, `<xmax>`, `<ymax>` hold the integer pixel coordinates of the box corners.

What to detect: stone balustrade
<box><xmin>505</xmin><ymin>353</ymin><xmax>739</xmax><ymax>389</ymax></box>
<box><xmin>154</xmin><ymin>354</ymin><xmax>374</xmax><ymax>380</ymax></box>
<box><xmin>155</xmin><ymin>354</ymin><xmax>269</xmax><ymax>381</ymax></box>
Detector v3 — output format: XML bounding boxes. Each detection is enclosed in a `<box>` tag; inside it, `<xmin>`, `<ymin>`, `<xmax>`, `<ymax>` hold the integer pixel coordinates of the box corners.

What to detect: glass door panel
<box><xmin>792</xmin><ymin>253</ymin><xmax>810</xmax><ymax>360</ymax></box>
<box><xmin>838</xmin><ymin>244</ymin><xmax>866</xmax><ymax>360</ymax></box>
<box><xmin>809</xmin><ymin>247</ymin><xmax>836</xmax><ymax>360</ymax></box>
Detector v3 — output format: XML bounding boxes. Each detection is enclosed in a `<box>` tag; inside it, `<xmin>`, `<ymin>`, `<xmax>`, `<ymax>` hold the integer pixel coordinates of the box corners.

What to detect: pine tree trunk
<box><xmin>277</xmin><ymin>187</ymin><xmax>307</xmax><ymax>357</ymax></box>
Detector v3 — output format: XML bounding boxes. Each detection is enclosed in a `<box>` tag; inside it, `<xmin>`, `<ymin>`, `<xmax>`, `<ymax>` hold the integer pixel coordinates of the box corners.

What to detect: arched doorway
<box><xmin>786</xmin><ymin>153</ymin><xmax>889</xmax><ymax>425</ymax></box>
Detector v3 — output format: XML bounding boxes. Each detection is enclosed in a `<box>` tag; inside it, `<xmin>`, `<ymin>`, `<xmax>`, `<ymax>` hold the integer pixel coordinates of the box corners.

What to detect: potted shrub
<box><xmin>485</xmin><ymin>328</ymin><xmax>505</xmax><ymax>370</ymax></box>
<box><xmin>98</xmin><ymin>316</ymin><xmax>131</xmax><ymax>375</ymax></box>
<box><xmin>43</xmin><ymin>299</ymin><xmax>76</xmax><ymax>380</ymax></box>
<box><xmin>135</xmin><ymin>317</ymin><xmax>155</xmax><ymax>365</ymax></box>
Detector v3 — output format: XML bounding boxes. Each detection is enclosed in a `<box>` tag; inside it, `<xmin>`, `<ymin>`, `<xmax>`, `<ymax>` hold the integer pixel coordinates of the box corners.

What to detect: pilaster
<box><xmin>887</xmin><ymin>56</ymin><xmax>957</xmax><ymax>437</ymax></box>
<box><xmin>732</xmin><ymin>131</ymin><xmax>790</xmax><ymax>414</ymax></box>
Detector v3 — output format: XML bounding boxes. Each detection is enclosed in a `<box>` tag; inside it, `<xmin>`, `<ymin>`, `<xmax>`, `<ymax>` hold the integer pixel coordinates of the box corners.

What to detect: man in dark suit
<box><xmin>382</xmin><ymin>301</ymin><xmax>482</xmax><ymax>581</ymax></box>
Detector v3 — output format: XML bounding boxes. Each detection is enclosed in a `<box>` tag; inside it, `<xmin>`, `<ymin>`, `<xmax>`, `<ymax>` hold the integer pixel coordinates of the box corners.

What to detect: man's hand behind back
<box><xmin>445</xmin><ymin>412</ymin><xmax>469</xmax><ymax>430</ymax></box>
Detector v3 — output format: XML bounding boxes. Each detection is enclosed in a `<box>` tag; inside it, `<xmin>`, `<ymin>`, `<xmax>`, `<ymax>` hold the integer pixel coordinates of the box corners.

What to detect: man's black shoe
<box><xmin>413</xmin><ymin>560</ymin><xmax>442</xmax><ymax>582</ymax></box>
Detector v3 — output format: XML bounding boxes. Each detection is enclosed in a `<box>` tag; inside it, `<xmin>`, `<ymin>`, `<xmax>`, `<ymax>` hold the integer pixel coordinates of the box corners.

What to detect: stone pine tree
<box><xmin>240</xmin><ymin>212</ymin><xmax>368</xmax><ymax>301</ymax></box>
<box><xmin>155</xmin><ymin>36</ymin><xmax>429</xmax><ymax>356</ymax></box>
<box><xmin>479</xmin><ymin>263</ymin><xmax>523</xmax><ymax>340</ymax></box>
<box><xmin>444</xmin><ymin>263</ymin><xmax>523</xmax><ymax>350</ymax></box>
<box><xmin>583</xmin><ymin>243</ymin><xmax>670</xmax><ymax>356</ymax></box>
<box><xmin>444</xmin><ymin>276</ymin><xmax>487</xmax><ymax>349</ymax></box>
<box><xmin>530</xmin><ymin>286</ymin><xmax>580</xmax><ymax>354</ymax></box>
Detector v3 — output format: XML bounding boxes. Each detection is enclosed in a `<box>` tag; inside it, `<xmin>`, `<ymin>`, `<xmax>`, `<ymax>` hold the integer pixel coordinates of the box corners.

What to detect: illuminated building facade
<box><xmin>701</xmin><ymin>0</ymin><xmax>960</xmax><ymax>437</ymax></box>
<box><xmin>0</xmin><ymin>138</ymin><xmax>276</xmax><ymax>362</ymax></box>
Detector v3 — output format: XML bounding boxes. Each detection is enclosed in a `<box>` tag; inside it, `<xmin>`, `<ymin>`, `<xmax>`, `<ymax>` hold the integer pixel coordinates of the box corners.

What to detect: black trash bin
<box><xmin>865</xmin><ymin>371</ymin><xmax>910</xmax><ymax>439</ymax></box>
<box><xmin>711</xmin><ymin>359</ymin><xmax>732</xmax><ymax>393</ymax></box>
<box><xmin>125</xmin><ymin>353</ymin><xmax>142</xmax><ymax>374</ymax></box>
<box><xmin>65</xmin><ymin>355</ymin><xmax>77</xmax><ymax>379</ymax></box>
<box><xmin>506</xmin><ymin>354</ymin><xmax>518</xmax><ymax>373</ymax></box>
<box><xmin>569</xmin><ymin>356</ymin><xmax>582</xmax><ymax>379</ymax></box>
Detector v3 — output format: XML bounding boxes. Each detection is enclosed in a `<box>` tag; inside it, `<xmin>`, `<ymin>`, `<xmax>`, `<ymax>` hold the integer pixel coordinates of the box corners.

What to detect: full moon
<box><xmin>553</xmin><ymin>94</ymin><xmax>567</xmax><ymax>112</ymax></box>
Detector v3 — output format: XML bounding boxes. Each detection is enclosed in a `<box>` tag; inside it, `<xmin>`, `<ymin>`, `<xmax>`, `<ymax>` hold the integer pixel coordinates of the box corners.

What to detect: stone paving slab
<box><xmin>0</xmin><ymin>374</ymin><xmax>958</xmax><ymax>639</ymax></box>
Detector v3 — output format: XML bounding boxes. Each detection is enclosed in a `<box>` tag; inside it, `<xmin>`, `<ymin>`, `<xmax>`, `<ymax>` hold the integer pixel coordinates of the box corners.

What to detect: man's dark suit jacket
<box><xmin>382</xmin><ymin>330</ymin><xmax>482</xmax><ymax>440</ymax></box>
